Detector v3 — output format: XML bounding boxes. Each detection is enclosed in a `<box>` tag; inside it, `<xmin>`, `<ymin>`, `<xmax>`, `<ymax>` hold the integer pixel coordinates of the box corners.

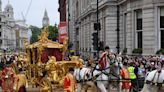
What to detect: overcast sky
<box><xmin>2</xmin><ymin>0</ymin><xmax>59</xmax><ymax>27</ymax></box>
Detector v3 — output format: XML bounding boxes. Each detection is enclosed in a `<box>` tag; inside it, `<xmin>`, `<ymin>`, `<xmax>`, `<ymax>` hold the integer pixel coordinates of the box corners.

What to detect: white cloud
<box><xmin>1</xmin><ymin>0</ymin><xmax>59</xmax><ymax>27</ymax></box>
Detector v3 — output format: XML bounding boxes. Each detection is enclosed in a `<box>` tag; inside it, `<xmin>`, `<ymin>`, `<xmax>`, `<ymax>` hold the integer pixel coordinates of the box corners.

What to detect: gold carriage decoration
<box><xmin>19</xmin><ymin>27</ymin><xmax>82</xmax><ymax>92</ymax></box>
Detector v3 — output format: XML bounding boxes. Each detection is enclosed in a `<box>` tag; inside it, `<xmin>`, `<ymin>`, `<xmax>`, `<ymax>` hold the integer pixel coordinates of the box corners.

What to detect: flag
<box><xmin>59</xmin><ymin>22</ymin><xmax>67</xmax><ymax>43</ymax></box>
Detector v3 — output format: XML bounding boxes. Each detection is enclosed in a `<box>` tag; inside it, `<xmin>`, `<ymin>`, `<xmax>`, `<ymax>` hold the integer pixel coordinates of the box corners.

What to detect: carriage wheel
<box><xmin>39</xmin><ymin>78</ymin><xmax>52</xmax><ymax>92</ymax></box>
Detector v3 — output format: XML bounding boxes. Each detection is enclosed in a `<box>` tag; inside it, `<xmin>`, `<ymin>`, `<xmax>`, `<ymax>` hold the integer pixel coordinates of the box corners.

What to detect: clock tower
<box><xmin>42</xmin><ymin>9</ymin><xmax>50</xmax><ymax>27</ymax></box>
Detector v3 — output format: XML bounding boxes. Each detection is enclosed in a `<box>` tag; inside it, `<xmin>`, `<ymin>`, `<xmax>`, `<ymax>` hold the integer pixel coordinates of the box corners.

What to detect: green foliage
<box><xmin>48</xmin><ymin>25</ymin><xmax>58</xmax><ymax>41</ymax></box>
<box><xmin>132</xmin><ymin>48</ymin><xmax>142</xmax><ymax>54</ymax></box>
<box><xmin>41</xmin><ymin>25</ymin><xmax>58</xmax><ymax>41</ymax></box>
<box><xmin>30</xmin><ymin>25</ymin><xmax>58</xmax><ymax>44</ymax></box>
<box><xmin>123</xmin><ymin>48</ymin><xmax>127</xmax><ymax>54</ymax></box>
<box><xmin>156</xmin><ymin>48</ymin><xmax>164</xmax><ymax>55</ymax></box>
<box><xmin>30</xmin><ymin>26</ymin><xmax>41</xmax><ymax>44</ymax></box>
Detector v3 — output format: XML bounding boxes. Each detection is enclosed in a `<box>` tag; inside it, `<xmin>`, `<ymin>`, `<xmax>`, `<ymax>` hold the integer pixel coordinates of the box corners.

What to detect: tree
<box><xmin>48</xmin><ymin>25</ymin><xmax>58</xmax><ymax>41</ymax></box>
<box><xmin>30</xmin><ymin>26</ymin><xmax>41</xmax><ymax>44</ymax></box>
<box><xmin>30</xmin><ymin>25</ymin><xmax>58</xmax><ymax>44</ymax></box>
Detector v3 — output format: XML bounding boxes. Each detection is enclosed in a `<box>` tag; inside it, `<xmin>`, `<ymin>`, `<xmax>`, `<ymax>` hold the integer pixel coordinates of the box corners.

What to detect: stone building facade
<box><xmin>0</xmin><ymin>1</ymin><xmax>30</xmax><ymax>50</ymax></box>
<box><xmin>119</xmin><ymin>0</ymin><xmax>164</xmax><ymax>55</ymax></box>
<box><xmin>58</xmin><ymin>0</ymin><xmax>66</xmax><ymax>22</ymax></box>
<box><xmin>66</xmin><ymin>0</ymin><xmax>76</xmax><ymax>50</ymax></box>
<box><xmin>67</xmin><ymin>0</ymin><xmax>164</xmax><ymax>56</ymax></box>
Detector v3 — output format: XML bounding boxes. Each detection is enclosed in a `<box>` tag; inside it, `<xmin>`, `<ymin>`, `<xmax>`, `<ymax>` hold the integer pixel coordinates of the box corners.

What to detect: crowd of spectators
<box><xmin>0</xmin><ymin>54</ymin><xmax>18</xmax><ymax>70</ymax></box>
<box><xmin>120</xmin><ymin>54</ymin><xmax>164</xmax><ymax>91</ymax></box>
<box><xmin>83</xmin><ymin>53</ymin><xmax>164</xmax><ymax>91</ymax></box>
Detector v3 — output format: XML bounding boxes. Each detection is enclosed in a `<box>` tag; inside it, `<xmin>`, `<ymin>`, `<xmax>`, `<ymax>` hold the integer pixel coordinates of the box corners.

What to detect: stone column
<box><xmin>142</xmin><ymin>5</ymin><xmax>155</xmax><ymax>55</ymax></box>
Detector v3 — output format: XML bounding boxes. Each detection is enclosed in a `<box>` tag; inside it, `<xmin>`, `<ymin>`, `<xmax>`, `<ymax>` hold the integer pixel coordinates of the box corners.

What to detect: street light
<box><xmin>116</xmin><ymin>5</ymin><xmax>120</xmax><ymax>53</ymax></box>
<box><xmin>96</xmin><ymin>0</ymin><xmax>100</xmax><ymax>59</ymax></box>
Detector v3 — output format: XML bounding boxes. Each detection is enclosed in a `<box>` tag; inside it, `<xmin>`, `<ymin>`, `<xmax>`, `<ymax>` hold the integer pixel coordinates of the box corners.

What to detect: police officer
<box><xmin>128</xmin><ymin>62</ymin><xmax>137</xmax><ymax>92</ymax></box>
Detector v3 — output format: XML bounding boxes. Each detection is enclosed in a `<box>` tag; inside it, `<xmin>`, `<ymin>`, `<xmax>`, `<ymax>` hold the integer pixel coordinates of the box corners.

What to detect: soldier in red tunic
<box><xmin>98</xmin><ymin>46</ymin><xmax>111</xmax><ymax>70</ymax></box>
<box><xmin>64</xmin><ymin>68</ymin><xmax>76</xmax><ymax>92</ymax></box>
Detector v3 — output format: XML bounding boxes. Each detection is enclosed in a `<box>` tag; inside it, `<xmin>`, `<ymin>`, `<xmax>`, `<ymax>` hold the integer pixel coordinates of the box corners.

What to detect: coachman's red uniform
<box><xmin>121</xmin><ymin>67</ymin><xmax>131</xmax><ymax>89</ymax></box>
<box><xmin>98</xmin><ymin>52</ymin><xmax>107</xmax><ymax>70</ymax></box>
<box><xmin>64</xmin><ymin>73</ymin><xmax>76</xmax><ymax>92</ymax></box>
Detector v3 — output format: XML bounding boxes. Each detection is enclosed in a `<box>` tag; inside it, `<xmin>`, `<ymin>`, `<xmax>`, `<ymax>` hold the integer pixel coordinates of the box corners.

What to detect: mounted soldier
<box><xmin>98</xmin><ymin>46</ymin><xmax>113</xmax><ymax>71</ymax></box>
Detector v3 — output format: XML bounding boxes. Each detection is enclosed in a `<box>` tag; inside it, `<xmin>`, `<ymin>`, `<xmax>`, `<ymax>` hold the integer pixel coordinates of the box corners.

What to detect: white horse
<box><xmin>74</xmin><ymin>67</ymin><xmax>96</xmax><ymax>92</ymax></box>
<box><xmin>92</xmin><ymin>55</ymin><xmax>122</xmax><ymax>92</ymax></box>
<box><xmin>141</xmin><ymin>70</ymin><xmax>164</xmax><ymax>92</ymax></box>
<box><xmin>74</xmin><ymin>55</ymin><xmax>122</xmax><ymax>92</ymax></box>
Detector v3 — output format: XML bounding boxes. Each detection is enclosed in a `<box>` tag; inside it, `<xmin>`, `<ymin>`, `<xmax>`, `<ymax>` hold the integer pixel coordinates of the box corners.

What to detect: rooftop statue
<box><xmin>38</xmin><ymin>26</ymin><xmax>49</xmax><ymax>42</ymax></box>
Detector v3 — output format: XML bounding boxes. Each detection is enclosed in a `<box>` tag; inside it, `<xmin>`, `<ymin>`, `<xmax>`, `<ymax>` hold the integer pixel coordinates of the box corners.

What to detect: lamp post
<box><xmin>96</xmin><ymin>0</ymin><xmax>99</xmax><ymax>59</ymax></box>
<box><xmin>116</xmin><ymin>5</ymin><xmax>120</xmax><ymax>54</ymax></box>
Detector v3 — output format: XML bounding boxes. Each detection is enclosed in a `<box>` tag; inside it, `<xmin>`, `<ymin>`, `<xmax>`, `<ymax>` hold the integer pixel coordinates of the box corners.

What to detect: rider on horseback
<box><xmin>98</xmin><ymin>46</ymin><xmax>113</xmax><ymax>70</ymax></box>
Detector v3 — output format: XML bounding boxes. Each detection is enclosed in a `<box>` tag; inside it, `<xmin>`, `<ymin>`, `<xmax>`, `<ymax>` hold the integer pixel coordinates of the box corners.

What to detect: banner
<box><xmin>58</xmin><ymin>22</ymin><xmax>67</xmax><ymax>43</ymax></box>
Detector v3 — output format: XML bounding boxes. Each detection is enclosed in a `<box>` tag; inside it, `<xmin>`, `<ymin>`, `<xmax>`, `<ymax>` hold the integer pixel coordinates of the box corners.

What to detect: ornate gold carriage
<box><xmin>18</xmin><ymin>27</ymin><xmax>82</xmax><ymax>92</ymax></box>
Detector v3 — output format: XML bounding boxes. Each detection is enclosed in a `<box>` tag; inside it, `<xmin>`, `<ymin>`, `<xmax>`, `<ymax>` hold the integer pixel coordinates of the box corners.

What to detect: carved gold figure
<box><xmin>14</xmin><ymin>26</ymin><xmax>83</xmax><ymax>92</ymax></box>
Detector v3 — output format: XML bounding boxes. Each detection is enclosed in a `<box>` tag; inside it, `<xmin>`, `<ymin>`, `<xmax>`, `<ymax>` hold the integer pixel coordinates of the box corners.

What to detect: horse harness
<box><xmin>146</xmin><ymin>70</ymin><xmax>163</xmax><ymax>88</ymax></box>
<box><xmin>91</xmin><ymin>55</ymin><xmax>121</xmax><ymax>81</ymax></box>
<box><xmin>75</xmin><ymin>68</ymin><xmax>82</xmax><ymax>83</ymax></box>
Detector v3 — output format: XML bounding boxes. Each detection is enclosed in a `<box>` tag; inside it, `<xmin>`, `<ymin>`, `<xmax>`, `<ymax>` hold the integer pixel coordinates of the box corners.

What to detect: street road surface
<box><xmin>0</xmin><ymin>85</ymin><xmax>119</xmax><ymax>92</ymax></box>
<box><xmin>0</xmin><ymin>85</ymin><xmax>64</xmax><ymax>92</ymax></box>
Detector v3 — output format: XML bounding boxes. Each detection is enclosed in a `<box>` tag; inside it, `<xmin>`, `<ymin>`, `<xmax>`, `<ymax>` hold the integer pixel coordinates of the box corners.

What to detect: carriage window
<box><xmin>41</xmin><ymin>48</ymin><xmax>63</xmax><ymax>63</ymax></box>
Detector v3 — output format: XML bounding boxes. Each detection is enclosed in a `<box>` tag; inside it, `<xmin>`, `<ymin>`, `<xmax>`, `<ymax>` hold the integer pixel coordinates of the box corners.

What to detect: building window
<box><xmin>136</xmin><ymin>10</ymin><xmax>142</xmax><ymax>48</ymax></box>
<box><xmin>160</xmin><ymin>8</ymin><xmax>164</xmax><ymax>28</ymax></box>
<box><xmin>160</xmin><ymin>7</ymin><xmax>164</xmax><ymax>48</ymax></box>
<box><xmin>161</xmin><ymin>30</ymin><xmax>164</xmax><ymax>48</ymax></box>
<box><xmin>136</xmin><ymin>10</ymin><xmax>142</xmax><ymax>30</ymax></box>
<box><xmin>137</xmin><ymin>31</ymin><xmax>142</xmax><ymax>48</ymax></box>
<box><xmin>76</xmin><ymin>28</ymin><xmax>79</xmax><ymax>35</ymax></box>
<box><xmin>0</xmin><ymin>32</ymin><xmax>1</xmax><ymax>37</ymax></box>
